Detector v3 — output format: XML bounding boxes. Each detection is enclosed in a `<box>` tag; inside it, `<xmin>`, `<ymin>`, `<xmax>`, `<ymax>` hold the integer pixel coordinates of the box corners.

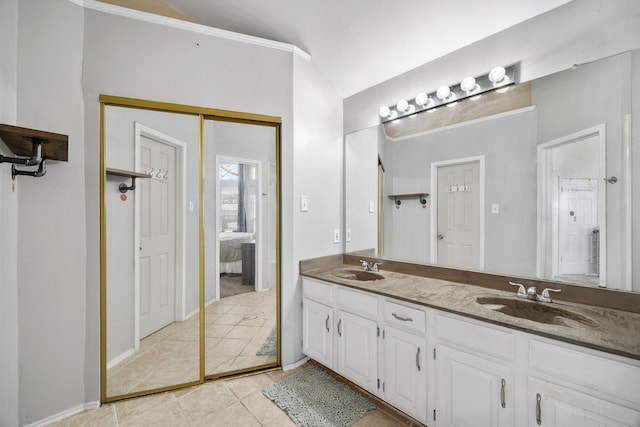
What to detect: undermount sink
<box><xmin>332</xmin><ymin>269</ymin><xmax>384</xmax><ymax>282</ymax></box>
<box><xmin>475</xmin><ymin>296</ymin><xmax>598</xmax><ymax>327</ymax></box>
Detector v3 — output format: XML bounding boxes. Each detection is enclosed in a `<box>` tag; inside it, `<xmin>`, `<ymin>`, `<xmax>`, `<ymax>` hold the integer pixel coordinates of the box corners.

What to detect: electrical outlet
<box><xmin>346</xmin><ymin>228</ymin><xmax>352</xmax><ymax>242</ymax></box>
<box><xmin>333</xmin><ymin>229</ymin><xmax>340</xmax><ymax>244</ymax></box>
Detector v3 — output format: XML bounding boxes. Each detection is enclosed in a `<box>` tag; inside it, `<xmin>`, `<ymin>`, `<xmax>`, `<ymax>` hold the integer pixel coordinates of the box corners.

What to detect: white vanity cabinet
<box><xmin>301</xmin><ymin>274</ymin><xmax>640</xmax><ymax>427</ymax></box>
<box><xmin>302</xmin><ymin>278</ymin><xmax>334</xmax><ymax>368</ymax></box>
<box><xmin>434</xmin><ymin>313</ymin><xmax>515</xmax><ymax>427</ymax></box>
<box><xmin>526</xmin><ymin>339</ymin><xmax>640</xmax><ymax>427</ymax></box>
<box><xmin>382</xmin><ymin>300</ymin><xmax>428</xmax><ymax>424</ymax></box>
<box><xmin>335</xmin><ymin>287</ymin><xmax>379</xmax><ymax>394</ymax></box>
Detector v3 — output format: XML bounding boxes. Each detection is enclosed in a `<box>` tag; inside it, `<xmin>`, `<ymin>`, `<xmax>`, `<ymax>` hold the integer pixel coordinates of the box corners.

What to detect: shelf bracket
<box><xmin>119</xmin><ymin>177</ymin><xmax>138</xmax><ymax>194</ymax></box>
<box><xmin>0</xmin><ymin>137</ymin><xmax>48</xmax><ymax>179</ymax></box>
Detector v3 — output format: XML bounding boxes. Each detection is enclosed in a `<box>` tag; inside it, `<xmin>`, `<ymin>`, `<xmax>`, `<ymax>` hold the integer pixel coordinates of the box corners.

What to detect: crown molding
<box><xmin>68</xmin><ymin>0</ymin><xmax>311</xmax><ymax>61</ymax></box>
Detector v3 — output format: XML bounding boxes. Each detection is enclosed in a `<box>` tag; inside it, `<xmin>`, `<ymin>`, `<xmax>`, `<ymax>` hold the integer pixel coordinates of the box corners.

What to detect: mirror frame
<box><xmin>99</xmin><ymin>95</ymin><xmax>282</xmax><ymax>403</ymax></box>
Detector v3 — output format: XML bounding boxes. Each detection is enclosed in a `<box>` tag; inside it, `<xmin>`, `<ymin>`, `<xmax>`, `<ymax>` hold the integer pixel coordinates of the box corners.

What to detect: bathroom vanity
<box><xmin>300</xmin><ymin>255</ymin><xmax>640</xmax><ymax>426</ymax></box>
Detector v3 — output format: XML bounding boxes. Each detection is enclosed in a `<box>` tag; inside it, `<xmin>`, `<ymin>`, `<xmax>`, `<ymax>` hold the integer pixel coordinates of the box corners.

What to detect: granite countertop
<box><xmin>301</xmin><ymin>263</ymin><xmax>640</xmax><ymax>361</ymax></box>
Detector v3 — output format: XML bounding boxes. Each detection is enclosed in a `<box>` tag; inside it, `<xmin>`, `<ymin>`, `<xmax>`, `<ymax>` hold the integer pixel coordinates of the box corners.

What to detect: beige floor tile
<box><xmin>210</xmin><ymin>338</ymin><xmax>250</xmax><ymax>356</ymax></box>
<box><xmin>51</xmin><ymin>404</ymin><xmax>117</xmax><ymax>427</ymax></box>
<box><xmin>177</xmin><ymin>381</ymin><xmax>238</xmax><ymax>424</ymax></box>
<box><xmin>113</xmin><ymin>392</ymin><xmax>175</xmax><ymax>423</ymax></box>
<box><xmin>241</xmin><ymin>390</ymin><xmax>292</xmax><ymax>425</ymax></box>
<box><xmin>118</xmin><ymin>400</ymin><xmax>189</xmax><ymax>427</ymax></box>
<box><xmin>225</xmin><ymin>373</ymin><xmax>275</xmax><ymax>400</ymax></box>
<box><xmin>226</xmin><ymin>325</ymin><xmax>262</xmax><ymax>339</ymax></box>
<box><xmin>200</xmin><ymin>401</ymin><xmax>261</xmax><ymax>426</ymax></box>
<box><xmin>214</xmin><ymin>313</ymin><xmax>251</xmax><ymax>325</ymax></box>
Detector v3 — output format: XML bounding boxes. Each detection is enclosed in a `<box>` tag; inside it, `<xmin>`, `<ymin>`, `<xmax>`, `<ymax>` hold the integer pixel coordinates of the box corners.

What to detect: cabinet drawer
<box><xmin>384</xmin><ymin>300</ymin><xmax>426</xmax><ymax>335</ymax></box>
<box><xmin>436</xmin><ymin>313</ymin><xmax>514</xmax><ymax>362</ymax></box>
<box><xmin>337</xmin><ymin>287</ymin><xmax>378</xmax><ymax>319</ymax></box>
<box><xmin>302</xmin><ymin>277</ymin><xmax>333</xmax><ymax>305</ymax></box>
<box><xmin>530</xmin><ymin>339</ymin><xmax>640</xmax><ymax>406</ymax></box>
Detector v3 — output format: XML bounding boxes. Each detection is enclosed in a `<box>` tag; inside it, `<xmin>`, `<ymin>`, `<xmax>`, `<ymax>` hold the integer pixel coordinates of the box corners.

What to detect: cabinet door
<box><xmin>336</xmin><ymin>310</ymin><xmax>378</xmax><ymax>394</ymax></box>
<box><xmin>436</xmin><ymin>345</ymin><xmax>513</xmax><ymax>427</ymax></box>
<box><xmin>302</xmin><ymin>298</ymin><xmax>333</xmax><ymax>368</ymax></box>
<box><xmin>528</xmin><ymin>378</ymin><xmax>640</xmax><ymax>427</ymax></box>
<box><xmin>384</xmin><ymin>326</ymin><xmax>427</xmax><ymax>424</ymax></box>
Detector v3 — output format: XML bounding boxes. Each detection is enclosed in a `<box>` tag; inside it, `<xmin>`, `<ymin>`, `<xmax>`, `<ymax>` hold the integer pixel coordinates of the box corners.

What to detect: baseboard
<box><xmin>107</xmin><ymin>347</ymin><xmax>135</xmax><ymax>370</ymax></box>
<box><xmin>25</xmin><ymin>401</ymin><xmax>100</xmax><ymax>427</ymax></box>
<box><xmin>283</xmin><ymin>356</ymin><xmax>309</xmax><ymax>371</ymax></box>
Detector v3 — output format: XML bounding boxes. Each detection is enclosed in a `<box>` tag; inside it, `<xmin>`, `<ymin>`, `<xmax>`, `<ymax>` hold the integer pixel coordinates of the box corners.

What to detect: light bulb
<box><xmin>461</xmin><ymin>76</ymin><xmax>476</xmax><ymax>92</ymax></box>
<box><xmin>396</xmin><ymin>99</ymin><xmax>409</xmax><ymax>112</ymax></box>
<box><xmin>489</xmin><ymin>66</ymin><xmax>506</xmax><ymax>84</ymax></box>
<box><xmin>378</xmin><ymin>105</ymin><xmax>391</xmax><ymax>118</ymax></box>
<box><xmin>415</xmin><ymin>92</ymin><xmax>430</xmax><ymax>106</ymax></box>
<box><xmin>436</xmin><ymin>85</ymin><xmax>451</xmax><ymax>101</ymax></box>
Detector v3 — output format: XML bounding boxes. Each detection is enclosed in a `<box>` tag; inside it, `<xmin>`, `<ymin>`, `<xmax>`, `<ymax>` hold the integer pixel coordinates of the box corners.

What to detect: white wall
<box><xmin>15</xmin><ymin>1</ymin><xmax>87</xmax><ymax>424</ymax></box>
<box><xmin>0</xmin><ymin>0</ymin><xmax>19</xmax><ymax>424</ymax></box>
<box><xmin>285</xmin><ymin>54</ymin><xmax>343</xmax><ymax>366</ymax></box>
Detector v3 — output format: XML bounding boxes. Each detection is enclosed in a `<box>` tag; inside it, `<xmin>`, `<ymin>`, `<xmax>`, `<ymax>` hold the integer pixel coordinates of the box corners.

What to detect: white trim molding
<box><xmin>25</xmin><ymin>401</ymin><xmax>101</xmax><ymax>427</ymax></box>
<box><xmin>69</xmin><ymin>0</ymin><xmax>311</xmax><ymax>61</ymax></box>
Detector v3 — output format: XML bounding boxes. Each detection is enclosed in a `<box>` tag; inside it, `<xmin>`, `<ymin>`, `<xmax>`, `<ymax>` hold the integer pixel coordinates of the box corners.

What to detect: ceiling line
<box><xmin>68</xmin><ymin>0</ymin><xmax>312</xmax><ymax>61</ymax></box>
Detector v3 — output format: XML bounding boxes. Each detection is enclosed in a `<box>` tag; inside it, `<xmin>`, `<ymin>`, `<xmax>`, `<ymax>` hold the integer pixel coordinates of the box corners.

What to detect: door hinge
<box><xmin>433</xmin><ymin>409</ymin><xmax>437</xmax><ymax>421</ymax></box>
<box><xmin>433</xmin><ymin>347</ymin><xmax>437</xmax><ymax>360</ymax></box>
<box><xmin>377</xmin><ymin>326</ymin><xmax>380</xmax><ymax>337</ymax></box>
<box><xmin>377</xmin><ymin>378</ymin><xmax>380</xmax><ymax>389</ymax></box>
<box><xmin>383</xmin><ymin>382</ymin><xmax>385</xmax><ymax>392</ymax></box>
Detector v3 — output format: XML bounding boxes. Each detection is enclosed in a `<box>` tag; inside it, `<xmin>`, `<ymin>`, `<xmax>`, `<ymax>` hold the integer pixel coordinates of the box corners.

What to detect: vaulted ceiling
<box><xmin>97</xmin><ymin>0</ymin><xmax>572</xmax><ymax>97</ymax></box>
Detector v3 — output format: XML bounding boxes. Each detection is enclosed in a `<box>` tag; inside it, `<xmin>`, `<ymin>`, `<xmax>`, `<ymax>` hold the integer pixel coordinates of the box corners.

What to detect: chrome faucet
<box><xmin>359</xmin><ymin>260</ymin><xmax>382</xmax><ymax>272</ymax></box>
<box><xmin>509</xmin><ymin>282</ymin><xmax>561</xmax><ymax>303</ymax></box>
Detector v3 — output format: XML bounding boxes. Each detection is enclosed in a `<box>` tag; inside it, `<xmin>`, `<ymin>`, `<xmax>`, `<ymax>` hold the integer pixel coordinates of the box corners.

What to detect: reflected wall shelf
<box><xmin>389</xmin><ymin>193</ymin><xmax>429</xmax><ymax>207</ymax></box>
<box><xmin>106</xmin><ymin>167</ymin><xmax>151</xmax><ymax>193</ymax></box>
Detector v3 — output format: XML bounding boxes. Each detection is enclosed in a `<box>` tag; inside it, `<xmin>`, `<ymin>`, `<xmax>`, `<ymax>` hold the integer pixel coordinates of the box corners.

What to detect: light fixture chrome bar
<box><xmin>378</xmin><ymin>64</ymin><xmax>519</xmax><ymax>123</ymax></box>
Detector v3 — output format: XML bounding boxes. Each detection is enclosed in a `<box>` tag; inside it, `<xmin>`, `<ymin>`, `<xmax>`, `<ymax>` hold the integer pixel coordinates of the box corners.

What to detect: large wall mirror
<box><xmin>346</xmin><ymin>50</ymin><xmax>637</xmax><ymax>293</ymax></box>
<box><xmin>100</xmin><ymin>96</ymin><xmax>280</xmax><ymax>402</ymax></box>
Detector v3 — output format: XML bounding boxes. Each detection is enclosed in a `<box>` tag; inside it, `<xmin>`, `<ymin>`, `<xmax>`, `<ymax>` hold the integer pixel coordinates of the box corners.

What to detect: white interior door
<box><xmin>558</xmin><ymin>178</ymin><xmax>599</xmax><ymax>275</ymax></box>
<box><xmin>139</xmin><ymin>136</ymin><xmax>177</xmax><ymax>338</ymax></box>
<box><xmin>436</xmin><ymin>161</ymin><xmax>482</xmax><ymax>270</ymax></box>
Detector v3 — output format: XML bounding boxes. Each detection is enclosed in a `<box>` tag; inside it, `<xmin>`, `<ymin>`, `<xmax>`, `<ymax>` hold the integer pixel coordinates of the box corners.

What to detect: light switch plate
<box><xmin>491</xmin><ymin>203</ymin><xmax>500</xmax><ymax>214</ymax></box>
<box><xmin>369</xmin><ymin>201</ymin><xmax>375</xmax><ymax>213</ymax></box>
<box><xmin>333</xmin><ymin>229</ymin><xmax>340</xmax><ymax>244</ymax></box>
<box><xmin>346</xmin><ymin>228</ymin><xmax>352</xmax><ymax>242</ymax></box>
<box><xmin>300</xmin><ymin>196</ymin><xmax>309</xmax><ymax>212</ymax></box>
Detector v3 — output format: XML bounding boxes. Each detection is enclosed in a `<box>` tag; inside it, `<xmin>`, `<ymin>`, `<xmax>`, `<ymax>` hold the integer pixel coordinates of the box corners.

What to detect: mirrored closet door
<box><xmin>203</xmin><ymin>117</ymin><xmax>279</xmax><ymax>378</ymax></box>
<box><xmin>100</xmin><ymin>97</ymin><xmax>280</xmax><ymax>402</ymax></box>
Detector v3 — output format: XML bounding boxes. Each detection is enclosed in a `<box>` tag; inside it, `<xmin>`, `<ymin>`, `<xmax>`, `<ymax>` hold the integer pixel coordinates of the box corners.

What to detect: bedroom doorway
<box><xmin>216</xmin><ymin>159</ymin><xmax>262</xmax><ymax>299</ymax></box>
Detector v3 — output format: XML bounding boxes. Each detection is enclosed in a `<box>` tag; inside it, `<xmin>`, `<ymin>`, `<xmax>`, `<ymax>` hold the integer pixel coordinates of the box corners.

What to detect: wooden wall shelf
<box><xmin>106</xmin><ymin>167</ymin><xmax>151</xmax><ymax>194</ymax></box>
<box><xmin>106</xmin><ymin>167</ymin><xmax>151</xmax><ymax>179</ymax></box>
<box><xmin>0</xmin><ymin>123</ymin><xmax>68</xmax><ymax>161</ymax></box>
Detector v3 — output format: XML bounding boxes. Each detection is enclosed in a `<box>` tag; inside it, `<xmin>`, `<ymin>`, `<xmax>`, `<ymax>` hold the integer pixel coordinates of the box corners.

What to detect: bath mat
<box><xmin>262</xmin><ymin>365</ymin><xmax>375</xmax><ymax>426</ymax></box>
<box><xmin>256</xmin><ymin>326</ymin><xmax>277</xmax><ymax>356</ymax></box>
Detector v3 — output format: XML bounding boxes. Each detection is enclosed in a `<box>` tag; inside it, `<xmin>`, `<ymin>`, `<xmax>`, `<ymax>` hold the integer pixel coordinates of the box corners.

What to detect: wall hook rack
<box><xmin>106</xmin><ymin>167</ymin><xmax>152</xmax><ymax>194</ymax></box>
<box><xmin>389</xmin><ymin>193</ymin><xmax>429</xmax><ymax>209</ymax></box>
<box><xmin>0</xmin><ymin>123</ymin><xmax>69</xmax><ymax>179</ymax></box>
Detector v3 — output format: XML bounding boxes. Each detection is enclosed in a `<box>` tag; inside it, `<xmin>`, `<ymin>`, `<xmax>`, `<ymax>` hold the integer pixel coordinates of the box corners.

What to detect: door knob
<box><xmin>437</xmin><ymin>234</ymin><xmax>444</xmax><ymax>240</ymax></box>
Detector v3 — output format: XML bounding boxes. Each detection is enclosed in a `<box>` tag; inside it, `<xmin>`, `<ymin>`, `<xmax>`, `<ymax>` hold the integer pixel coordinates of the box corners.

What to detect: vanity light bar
<box><xmin>378</xmin><ymin>64</ymin><xmax>518</xmax><ymax>123</ymax></box>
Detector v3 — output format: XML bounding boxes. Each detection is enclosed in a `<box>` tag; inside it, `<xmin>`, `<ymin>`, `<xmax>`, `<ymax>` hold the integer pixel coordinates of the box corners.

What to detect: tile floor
<box><xmin>58</xmin><ymin>288</ymin><xmax>418</xmax><ymax>426</ymax></box>
<box><xmin>107</xmin><ymin>289</ymin><xmax>277</xmax><ymax>397</ymax></box>
<box><xmin>52</xmin><ymin>365</ymin><xmax>412</xmax><ymax>426</ymax></box>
